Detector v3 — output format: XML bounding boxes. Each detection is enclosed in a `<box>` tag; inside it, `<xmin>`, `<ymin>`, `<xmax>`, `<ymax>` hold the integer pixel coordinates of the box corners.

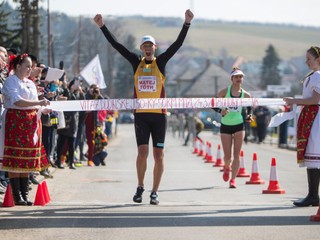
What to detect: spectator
<box><xmin>55</xmin><ymin>78</ymin><xmax>80</xmax><ymax>169</ymax></box>
<box><xmin>74</xmin><ymin>79</ymin><xmax>86</xmax><ymax>165</ymax></box>
<box><xmin>92</xmin><ymin>123</ymin><xmax>108</xmax><ymax>166</ymax></box>
<box><xmin>183</xmin><ymin>114</ymin><xmax>204</xmax><ymax>146</ymax></box>
<box><xmin>253</xmin><ymin>106</ymin><xmax>271</xmax><ymax>144</ymax></box>
<box><xmin>0</xmin><ymin>54</ymin><xmax>50</xmax><ymax>205</ymax></box>
<box><xmin>85</xmin><ymin>84</ymin><xmax>103</xmax><ymax>167</ymax></box>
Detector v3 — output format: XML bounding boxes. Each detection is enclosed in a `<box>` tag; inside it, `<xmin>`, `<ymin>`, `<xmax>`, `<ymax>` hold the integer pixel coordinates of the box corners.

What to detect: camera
<box><xmin>93</xmin><ymin>88</ymin><xmax>99</xmax><ymax>94</ymax></box>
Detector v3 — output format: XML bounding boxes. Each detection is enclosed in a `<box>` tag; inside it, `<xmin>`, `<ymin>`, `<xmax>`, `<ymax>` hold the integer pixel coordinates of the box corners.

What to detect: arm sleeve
<box><xmin>156</xmin><ymin>24</ymin><xmax>190</xmax><ymax>73</ymax></box>
<box><xmin>310</xmin><ymin>72</ymin><xmax>320</xmax><ymax>94</ymax></box>
<box><xmin>3</xmin><ymin>76</ymin><xmax>22</xmax><ymax>105</ymax></box>
<box><xmin>100</xmin><ymin>25</ymin><xmax>140</xmax><ymax>69</ymax></box>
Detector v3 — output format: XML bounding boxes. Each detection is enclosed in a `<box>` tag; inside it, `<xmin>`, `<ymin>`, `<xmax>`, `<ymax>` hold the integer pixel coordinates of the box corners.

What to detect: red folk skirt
<box><xmin>1</xmin><ymin>109</ymin><xmax>50</xmax><ymax>173</ymax></box>
<box><xmin>296</xmin><ymin>105</ymin><xmax>319</xmax><ymax>164</ymax></box>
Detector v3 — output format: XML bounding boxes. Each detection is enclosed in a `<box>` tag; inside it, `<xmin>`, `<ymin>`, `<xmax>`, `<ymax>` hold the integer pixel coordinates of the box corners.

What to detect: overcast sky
<box><xmin>6</xmin><ymin>0</ymin><xmax>320</xmax><ymax>27</ymax></box>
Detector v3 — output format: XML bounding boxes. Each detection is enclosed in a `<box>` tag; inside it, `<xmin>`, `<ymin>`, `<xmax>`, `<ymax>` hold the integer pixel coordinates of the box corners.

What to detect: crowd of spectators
<box><xmin>0</xmin><ymin>46</ymin><xmax>114</xmax><ymax>202</ymax></box>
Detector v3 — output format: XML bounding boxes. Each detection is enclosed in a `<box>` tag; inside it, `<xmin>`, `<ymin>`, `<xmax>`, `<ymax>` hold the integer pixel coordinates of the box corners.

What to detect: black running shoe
<box><xmin>150</xmin><ymin>191</ymin><xmax>159</xmax><ymax>205</ymax></box>
<box><xmin>133</xmin><ymin>186</ymin><xmax>144</xmax><ymax>203</ymax></box>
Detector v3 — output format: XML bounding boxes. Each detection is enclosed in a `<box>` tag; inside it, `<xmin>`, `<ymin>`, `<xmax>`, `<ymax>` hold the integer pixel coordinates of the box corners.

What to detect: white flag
<box><xmin>80</xmin><ymin>54</ymin><xmax>106</xmax><ymax>89</ymax></box>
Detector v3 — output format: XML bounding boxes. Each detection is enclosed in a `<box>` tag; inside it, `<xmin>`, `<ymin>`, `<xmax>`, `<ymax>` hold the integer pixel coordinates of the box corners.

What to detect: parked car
<box><xmin>199</xmin><ymin>110</ymin><xmax>221</xmax><ymax>132</ymax></box>
<box><xmin>119</xmin><ymin>112</ymin><xmax>134</xmax><ymax>123</ymax></box>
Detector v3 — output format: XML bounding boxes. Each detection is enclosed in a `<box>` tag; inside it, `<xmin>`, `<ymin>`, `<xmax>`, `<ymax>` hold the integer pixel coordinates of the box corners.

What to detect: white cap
<box><xmin>231</xmin><ymin>69</ymin><xmax>245</xmax><ymax>76</ymax></box>
<box><xmin>140</xmin><ymin>35</ymin><xmax>156</xmax><ymax>45</ymax></box>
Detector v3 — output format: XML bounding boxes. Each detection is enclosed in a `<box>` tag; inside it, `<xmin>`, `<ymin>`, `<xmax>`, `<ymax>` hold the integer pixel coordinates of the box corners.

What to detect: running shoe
<box><xmin>223</xmin><ymin>167</ymin><xmax>231</xmax><ymax>182</ymax></box>
<box><xmin>150</xmin><ymin>191</ymin><xmax>159</xmax><ymax>205</ymax></box>
<box><xmin>133</xmin><ymin>186</ymin><xmax>144</xmax><ymax>203</ymax></box>
<box><xmin>75</xmin><ymin>161</ymin><xmax>83</xmax><ymax>167</ymax></box>
<box><xmin>229</xmin><ymin>179</ymin><xmax>236</xmax><ymax>188</ymax></box>
<box><xmin>88</xmin><ymin>160</ymin><xmax>94</xmax><ymax>167</ymax></box>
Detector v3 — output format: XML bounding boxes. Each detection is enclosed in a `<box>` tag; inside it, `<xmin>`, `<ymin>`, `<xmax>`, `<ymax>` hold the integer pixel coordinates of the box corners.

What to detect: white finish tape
<box><xmin>48</xmin><ymin>98</ymin><xmax>285</xmax><ymax>112</ymax></box>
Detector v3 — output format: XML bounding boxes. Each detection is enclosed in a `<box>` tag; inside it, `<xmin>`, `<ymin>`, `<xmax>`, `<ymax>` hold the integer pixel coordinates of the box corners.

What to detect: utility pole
<box><xmin>47</xmin><ymin>0</ymin><xmax>51</xmax><ymax>66</ymax></box>
<box><xmin>31</xmin><ymin>0</ymin><xmax>40</xmax><ymax>58</ymax></box>
<box><xmin>20</xmin><ymin>0</ymin><xmax>30</xmax><ymax>53</ymax></box>
<box><xmin>76</xmin><ymin>16</ymin><xmax>82</xmax><ymax>75</ymax></box>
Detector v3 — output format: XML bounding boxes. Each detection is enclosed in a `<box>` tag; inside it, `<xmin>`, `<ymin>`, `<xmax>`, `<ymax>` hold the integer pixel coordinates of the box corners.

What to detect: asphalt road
<box><xmin>1</xmin><ymin>124</ymin><xmax>320</xmax><ymax>240</ymax></box>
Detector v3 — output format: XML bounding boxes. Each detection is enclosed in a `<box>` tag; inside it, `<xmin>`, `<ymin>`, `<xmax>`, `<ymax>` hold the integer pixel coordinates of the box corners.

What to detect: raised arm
<box><xmin>93</xmin><ymin>14</ymin><xmax>140</xmax><ymax>68</ymax></box>
<box><xmin>156</xmin><ymin>9</ymin><xmax>194</xmax><ymax>69</ymax></box>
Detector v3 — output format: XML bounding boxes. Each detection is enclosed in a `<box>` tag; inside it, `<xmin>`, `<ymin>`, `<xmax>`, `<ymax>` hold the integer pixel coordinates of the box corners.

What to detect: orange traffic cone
<box><xmin>237</xmin><ymin>150</ymin><xmax>250</xmax><ymax>177</ymax></box>
<box><xmin>192</xmin><ymin>138</ymin><xmax>199</xmax><ymax>154</ymax></box>
<box><xmin>213</xmin><ymin>144</ymin><xmax>224</xmax><ymax>167</ymax></box>
<box><xmin>246</xmin><ymin>152</ymin><xmax>265</xmax><ymax>184</ymax></box>
<box><xmin>203</xmin><ymin>141</ymin><xmax>209</xmax><ymax>160</ymax></box>
<box><xmin>205</xmin><ymin>142</ymin><xmax>214</xmax><ymax>163</ymax></box>
<box><xmin>34</xmin><ymin>183</ymin><xmax>46</xmax><ymax>206</ymax></box>
<box><xmin>310</xmin><ymin>205</ymin><xmax>320</xmax><ymax>221</ymax></box>
<box><xmin>263</xmin><ymin>158</ymin><xmax>285</xmax><ymax>194</ymax></box>
<box><xmin>197</xmin><ymin>139</ymin><xmax>204</xmax><ymax>157</ymax></box>
<box><xmin>1</xmin><ymin>184</ymin><xmax>15</xmax><ymax>207</ymax></box>
<box><xmin>42</xmin><ymin>181</ymin><xmax>51</xmax><ymax>204</ymax></box>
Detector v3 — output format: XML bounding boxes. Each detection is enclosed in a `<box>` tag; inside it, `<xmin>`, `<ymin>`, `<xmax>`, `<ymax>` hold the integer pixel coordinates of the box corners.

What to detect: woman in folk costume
<box><xmin>0</xmin><ymin>54</ymin><xmax>50</xmax><ymax>206</ymax></box>
<box><xmin>283</xmin><ymin>46</ymin><xmax>320</xmax><ymax>207</ymax></box>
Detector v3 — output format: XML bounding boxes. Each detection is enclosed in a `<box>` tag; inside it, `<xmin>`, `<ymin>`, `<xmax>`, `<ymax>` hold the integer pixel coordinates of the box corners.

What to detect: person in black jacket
<box><xmin>55</xmin><ymin>78</ymin><xmax>79</xmax><ymax>169</ymax></box>
<box><xmin>74</xmin><ymin>79</ymin><xmax>86</xmax><ymax>165</ymax></box>
<box><xmin>253</xmin><ymin>106</ymin><xmax>271</xmax><ymax>144</ymax></box>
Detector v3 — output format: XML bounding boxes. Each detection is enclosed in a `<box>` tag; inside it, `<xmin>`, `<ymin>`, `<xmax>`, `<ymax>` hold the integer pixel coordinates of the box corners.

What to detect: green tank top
<box><xmin>221</xmin><ymin>86</ymin><xmax>244</xmax><ymax>126</ymax></box>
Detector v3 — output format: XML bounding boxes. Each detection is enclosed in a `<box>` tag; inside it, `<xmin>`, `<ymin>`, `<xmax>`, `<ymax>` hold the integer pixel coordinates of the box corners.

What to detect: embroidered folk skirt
<box><xmin>297</xmin><ymin>106</ymin><xmax>320</xmax><ymax>169</ymax></box>
<box><xmin>1</xmin><ymin>109</ymin><xmax>50</xmax><ymax>173</ymax></box>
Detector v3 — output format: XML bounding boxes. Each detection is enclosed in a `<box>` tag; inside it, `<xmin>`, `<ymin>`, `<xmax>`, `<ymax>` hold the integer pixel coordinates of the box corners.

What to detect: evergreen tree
<box><xmin>260</xmin><ymin>44</ymin><xmax>282</xmax><ymax>89</ymax></box>
<box><xmin>11</xmin><ymin>0</ymin><xmax>40</xmax><ymax>55</ymax></box>
<box><xmin>0</xmin><ymin>2</ymin><xmax>11</xmax><ymax>46</ymax></box>
<box><xmin>0</xmin><ymin>1</ymin><xmax>20</xmax><ymax>48</ymax></box>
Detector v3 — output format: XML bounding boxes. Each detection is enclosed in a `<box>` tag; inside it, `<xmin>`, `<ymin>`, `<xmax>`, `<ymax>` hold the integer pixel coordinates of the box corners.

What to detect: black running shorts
<box><xmin>220</xmin><ymin>123</ymin><xmax>245</xmax><ymax>135</ymax></box>
<box><xmin>134</xmin><ymin>113</ymin><xmax>167</xmax><ymax>148</ymax></box>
